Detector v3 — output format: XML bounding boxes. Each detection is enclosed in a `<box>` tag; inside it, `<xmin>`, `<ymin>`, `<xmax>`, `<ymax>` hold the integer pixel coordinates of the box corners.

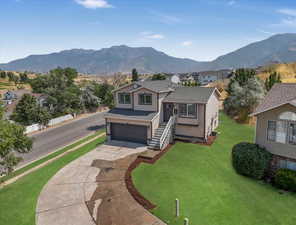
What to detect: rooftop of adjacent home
<box><xmin>252</xmin><ymin>83</ymin><xmax>296</xmax><ymax>116</ymax></box>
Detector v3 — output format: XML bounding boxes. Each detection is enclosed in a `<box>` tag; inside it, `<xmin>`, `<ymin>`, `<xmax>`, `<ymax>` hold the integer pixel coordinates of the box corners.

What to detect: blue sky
<box><xmin>0</xmin><ymin>0</ymin><xmax>296</xmax><ymax>63</ymax></box>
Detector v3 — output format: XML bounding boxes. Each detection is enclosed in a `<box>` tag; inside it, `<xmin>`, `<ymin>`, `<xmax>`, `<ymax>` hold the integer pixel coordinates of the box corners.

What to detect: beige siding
<box><xmin>133</xmin><ymin>89</ymin><xmax>157</xmax><ymax>111</ymax></box>
<box><xmin>114</xmin><ymin>86</ymin><xmax>133</xmax><ymax>109</ymax></box>
<box><xmin>256</xmin><ymin>104</ymin><xmax>296</xmax><ymax>159</ymax></box>
<box><xmin>205</xmin><ymin>92</ymin><xmax>220</xmax><ymax>138</ymax></box>
<box><xmin>175</xmin><ymin>104</ymin><xmax>205</xmax><ymax>138</ymax></box>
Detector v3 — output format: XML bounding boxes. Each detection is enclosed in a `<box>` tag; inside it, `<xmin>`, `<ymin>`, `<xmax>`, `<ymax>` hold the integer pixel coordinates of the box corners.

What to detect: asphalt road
<box><xmin>17</xmin><ymin>112</ymin><xmax>106</xmax><ymax>168</ymax></box>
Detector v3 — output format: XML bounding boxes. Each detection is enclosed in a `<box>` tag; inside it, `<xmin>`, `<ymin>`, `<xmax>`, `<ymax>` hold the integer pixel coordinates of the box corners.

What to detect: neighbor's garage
<box><xmin>110</xmin><ymin>123</ymin><xmax>148</xmax><ymax>144</ymax></box>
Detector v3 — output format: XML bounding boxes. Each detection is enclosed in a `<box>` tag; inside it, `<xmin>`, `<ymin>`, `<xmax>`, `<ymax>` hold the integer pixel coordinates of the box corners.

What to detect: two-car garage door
<box><xmin>110</xmin><ymin>123</ymin><xmax>147</xmax><ymax>144</ymax></box>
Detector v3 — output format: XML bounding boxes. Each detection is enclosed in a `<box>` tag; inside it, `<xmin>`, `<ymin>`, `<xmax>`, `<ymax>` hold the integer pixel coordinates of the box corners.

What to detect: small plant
<box><xmin>274</xmin><ymin>169</ymin><xmax>296</xmax><ymax>191</ymax></box>
<box><xmin>232</xmin><ymin>142</ymin><xmax>272</xmax><ymax>179</ymax></box>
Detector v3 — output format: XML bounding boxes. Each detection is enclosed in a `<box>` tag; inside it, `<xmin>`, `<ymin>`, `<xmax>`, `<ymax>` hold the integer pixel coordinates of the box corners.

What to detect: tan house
<box><xmin>104</xmin><ymin>79</ymin><xmax>220</xmax><ymax>150</ymax></box>
<box><xmin>251</xmin><ymin>83</ymin><xmax>296</xmax><ymax>171</ymax></box>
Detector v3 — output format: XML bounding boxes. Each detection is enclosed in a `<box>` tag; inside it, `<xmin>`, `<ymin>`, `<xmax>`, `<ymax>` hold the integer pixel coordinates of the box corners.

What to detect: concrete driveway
<box><xmin>36</xmin><ymin>141</ymin><xmax>165</xmax><ymax>225</ymax></box>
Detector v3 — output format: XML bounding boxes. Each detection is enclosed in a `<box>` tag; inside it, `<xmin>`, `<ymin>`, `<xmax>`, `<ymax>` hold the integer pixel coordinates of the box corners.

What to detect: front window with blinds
<box><xmin>118</xmin><ymin>93</ymin><xmax>131</xmax><ymax>104</ymax></box>
<box><xmin>267</xmin><ymin>121</ymin><xmax>276</xmax><ymax>141</ymax></box>
<box><xmin>288</xmin><ymin>123</ymin><xmax>296</xmax><ymax>145</ymax></box>
<box><xmin>179</xmin><ymin>104</ymin><xmax>197</xmax><ymax>118</ymax></box>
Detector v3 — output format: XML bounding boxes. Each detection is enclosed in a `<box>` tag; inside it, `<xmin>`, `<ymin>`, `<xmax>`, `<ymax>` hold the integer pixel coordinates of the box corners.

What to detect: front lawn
<box><xmin>133</xmin><ymin>114</ymin><xmax>296</xmax><ymax>225</ymax></box>
<box><xmin>0</xmin><ymin>135</ymin><xmax>106</xmax><ymax>225</ymax></box>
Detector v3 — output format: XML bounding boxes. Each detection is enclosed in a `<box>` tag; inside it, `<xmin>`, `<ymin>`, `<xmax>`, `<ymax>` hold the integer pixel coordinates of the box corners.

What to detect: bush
<box><xmin>232</xmin><ymin>142</ymin><xmax>272</xmax><ymax>179</ymax></box>
<box><xmin>275</xmin><ymin>169</ymin><xmax>296</xmax><ymax>191</ymax></box>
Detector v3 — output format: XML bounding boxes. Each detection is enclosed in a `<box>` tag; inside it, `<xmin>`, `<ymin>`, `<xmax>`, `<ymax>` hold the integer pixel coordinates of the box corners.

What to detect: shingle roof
<box><xmin>105</xmin><ymin>108</ymin><xmax>158</xmax><ymax>121</ymax></box>
<box><xmin>163</xmin><ymin>87</ymin><xmax>217</xmax><ymax>104</ymax></box>
<box><xmin>115</xmin><ymin>79</ymin><xmax>174</xmax><ymax>93</ymax></box>
<box><xmin>252</xmin><ymin>83</ymin><xmax>296</xmax><ymax>116</ymax></box>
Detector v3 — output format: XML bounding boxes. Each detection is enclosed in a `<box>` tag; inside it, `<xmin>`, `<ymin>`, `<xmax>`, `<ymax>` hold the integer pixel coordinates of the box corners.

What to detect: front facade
<box><xmin>252</xmin><ymin>83</ymin><xmax>296</xmax><ymax>172</ymax></box>
<box><xmin>105</xmin><ymin>79</ymin><xmax>220</xmax><ymax>150</ymax></box>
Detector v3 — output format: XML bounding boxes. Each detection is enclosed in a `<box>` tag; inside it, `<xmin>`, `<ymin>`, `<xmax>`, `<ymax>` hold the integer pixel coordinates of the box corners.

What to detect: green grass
<box><xmin>133</xmin><ymin>114</ymin><xmax>296</xmax><ymax>225</ymax></box>
<box><xmin>0</xmin><ymin>129</ymin><xmax>105</xmax><ymax>183</ymax></box>
<box><xmin>0</xmin><ymin>135</ymin><xmax>106</xmax><ymax>225</ymax></box>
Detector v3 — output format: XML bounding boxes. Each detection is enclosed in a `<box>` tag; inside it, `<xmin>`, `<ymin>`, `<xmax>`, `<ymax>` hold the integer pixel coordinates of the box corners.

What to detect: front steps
<box><xmin>148</xmin><ymin>124</ymin><xmax>167</xmax><ymax>150</ymax></box>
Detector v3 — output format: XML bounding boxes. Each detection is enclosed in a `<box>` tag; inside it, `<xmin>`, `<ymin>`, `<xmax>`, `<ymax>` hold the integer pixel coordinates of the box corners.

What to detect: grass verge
<box><xmin>133</xmin><ymin>113</ymin><xmax>296</xmax><ymax>225</ymax></box>
<box><xmin>0</xmin><ymin>130</ymin><xmax>105</xmax><ymax>183</ymax></box>
<box><xmin>0</xmin><ymin>134</ymin><xmax>105</xmax><ymax>225</ymax></box>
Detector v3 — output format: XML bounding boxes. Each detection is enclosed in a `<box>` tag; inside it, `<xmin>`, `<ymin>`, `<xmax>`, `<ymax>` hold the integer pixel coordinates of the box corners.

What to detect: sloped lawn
<box><xmin>133</xmin><ymin>114</ymin><xmax>296</xmax><ymax>225</ymax></box>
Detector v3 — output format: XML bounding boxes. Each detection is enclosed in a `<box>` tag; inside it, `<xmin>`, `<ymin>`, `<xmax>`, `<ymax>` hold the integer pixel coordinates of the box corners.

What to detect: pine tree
<box><xmin>132</xmin><ymin>68</ymin><xmax>139</xmax><ymax>82</ymax></box>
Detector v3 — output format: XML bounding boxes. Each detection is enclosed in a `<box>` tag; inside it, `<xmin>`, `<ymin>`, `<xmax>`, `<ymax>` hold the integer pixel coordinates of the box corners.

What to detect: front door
<box><xmin>164</xmin><ymin>103</ymin><xmax>174</xmax><ymax>122</ymax></box>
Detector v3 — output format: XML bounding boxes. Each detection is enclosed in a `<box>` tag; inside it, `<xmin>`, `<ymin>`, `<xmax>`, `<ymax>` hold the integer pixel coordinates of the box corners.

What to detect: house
<box><xmin>196</xmin><ymin>69</ymin><xmax>233</xmax><ymax>85</ymax></box>
<box><xmin>3</xmin><ymin>91</ymin><xmax>17</xmax><ymax>101</ymax></box>
<box><xmin>104</xmin><ymin>79</ymin><xmax>220</xmax><ymax>150</ymax></box>
<box><xmin>251</xmin><ymin>83</ymin><xmax>296</xmax><ymax>171</ymax></box>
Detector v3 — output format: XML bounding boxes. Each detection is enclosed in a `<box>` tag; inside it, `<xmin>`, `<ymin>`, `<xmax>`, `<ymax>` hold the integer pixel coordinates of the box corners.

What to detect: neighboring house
<box><xmin>251</xmin><ymin>83</ymin><xmax>296</xmax><ymax>172</ymax></box>
<box><xmin>3</xmin><ymin>91</ymin><xmax>17</xmax><ymax>101</ymax></box>
<box><xmin>196</xmin><ymin>69</ymin><xmax>233</xmax><ymax>85</ymax></box>
<box><xmin>104</xmin><ymin>79</ymin><xmax>220</xmax><ymax>150</ymax></box>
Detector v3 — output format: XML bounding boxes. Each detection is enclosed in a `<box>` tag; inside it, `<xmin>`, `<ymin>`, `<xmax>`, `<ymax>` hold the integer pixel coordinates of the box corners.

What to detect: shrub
<box><xmin>232</xmin><ymin>142</ymin><xmax>272</xmax><ymax>179</ymax></box>
<box><xmin>274</xmin><ymin>169</ymin><xmax>296</xmax><ymax>191</ymax></box>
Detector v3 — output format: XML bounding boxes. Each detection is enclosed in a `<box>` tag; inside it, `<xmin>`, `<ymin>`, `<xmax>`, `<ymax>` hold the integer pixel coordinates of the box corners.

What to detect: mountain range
<box><xmin>1</xmin><ymin>33</ymin><xmax>296</xmax><ymax>74</ymax></box>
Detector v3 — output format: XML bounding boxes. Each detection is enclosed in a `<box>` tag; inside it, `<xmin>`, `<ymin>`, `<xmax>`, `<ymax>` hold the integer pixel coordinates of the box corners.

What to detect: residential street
<box><xmin>17</xmin><ymin>112</ymin><xmax>106</xmax><ymax>168</ymax></box>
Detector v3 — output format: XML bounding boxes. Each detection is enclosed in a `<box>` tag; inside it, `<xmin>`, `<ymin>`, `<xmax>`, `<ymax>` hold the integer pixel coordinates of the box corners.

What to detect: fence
<box><xmin>25</xmin><ymin>114</ymin><xmax>74</xmax><ymax>134</ymax></box>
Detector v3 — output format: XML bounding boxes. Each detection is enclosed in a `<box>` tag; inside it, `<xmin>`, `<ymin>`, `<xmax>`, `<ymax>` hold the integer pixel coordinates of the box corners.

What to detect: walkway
<box><xmin>36</xmin><ymin>141</ymin><xmax>166</xmax><ymax>225</ymax></box>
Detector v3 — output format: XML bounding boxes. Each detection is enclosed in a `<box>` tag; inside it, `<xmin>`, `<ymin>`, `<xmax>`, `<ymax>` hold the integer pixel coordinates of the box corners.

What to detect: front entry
<box><xmin>164</xmin><ymin>103</ymin><xmax>174</xmax><ymax>122</ymax></box>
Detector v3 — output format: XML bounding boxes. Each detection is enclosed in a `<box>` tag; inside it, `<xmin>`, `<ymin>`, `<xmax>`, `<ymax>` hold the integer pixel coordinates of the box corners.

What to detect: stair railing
<box><xmin>159</xmin><ymin>115</ymin><xmax>176</xmax><ymax>150</ymax></box>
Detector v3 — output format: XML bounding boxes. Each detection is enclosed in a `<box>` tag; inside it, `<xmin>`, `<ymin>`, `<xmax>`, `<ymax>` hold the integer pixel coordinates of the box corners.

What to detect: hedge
<box><xmin>275</xmin><ymin>169</ymin><xmax>296</xmax><ymax>191</ymax></box>
<box><xmin>232</xmin><ymin>142</ymin><xmax>272</xmax><ymax>179</ymax></box>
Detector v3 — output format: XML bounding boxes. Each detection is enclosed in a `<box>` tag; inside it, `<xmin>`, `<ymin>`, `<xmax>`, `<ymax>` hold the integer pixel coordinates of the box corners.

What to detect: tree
<box><xmin>10</xmin><ymin>94</ymin><xmax>51</xmax><ymax>126</ymax></box>
<box><xmin>224</xmin><ymin>71</ymin><xmax>265</xmax><ymax>122</ymax></box>
<box><xmin>81</xmin><ymin>86</ymin><xmax>101</xmax><ymax>112</ymax></box>
<box><xmin>226</xmin><ymin>68</ymin><xmax>256</xmax><ymax>95</ymax></box>
<box><xmin>151</xmin><ymin>73</ymin><xmax>166</xmax><ymax>80</ymax></box>
<box><xmin>132</xmin><ymin>68</ymin><xmax>139</xmax><ymax>82</ymax></box>
<box><xmin>93</xmin><ymin>82</ymin><xmax>114</xmax><ymax>108</ymax></box>
<box><xmin>0</xmin><ymin>102</ymin><xmax>32</xmax><ymax>176</ymax></box>
<box><xmin>265</xmin><ymin>72</ymin><xmax>282</xmax><ymax>91</ymax></box>
<box><xmin>19</xmin><ymin>72</ymin><xmax>29</xmax><ymax>83</ymax></box>
<box><xmin>0</xmin><ymin>71</ymin><xmax>6</xmax><ymax>79</ymax></box>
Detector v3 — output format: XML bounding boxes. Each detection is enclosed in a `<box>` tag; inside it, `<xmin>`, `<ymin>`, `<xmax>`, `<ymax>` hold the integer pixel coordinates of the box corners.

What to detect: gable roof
<box><xmin>163</xmin><ymin>87</ymin><xmax>218</xmax><ymax>104</ymax></box>
<box><xmin>113</xmin><ymin>79</ymin><xmax>174</xmax><ymax>94</ymax></box>
<box><xmin>251</xmin><ymin>83</ymin><xmax>296</xmax><ymax>116</ymax></box>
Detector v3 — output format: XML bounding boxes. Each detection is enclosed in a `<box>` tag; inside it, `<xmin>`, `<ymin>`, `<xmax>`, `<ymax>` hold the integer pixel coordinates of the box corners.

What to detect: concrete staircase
<box><xmin>148</xmin><ymin>123</ymin><xmax>167</xmax><ymax>150</ymax></box>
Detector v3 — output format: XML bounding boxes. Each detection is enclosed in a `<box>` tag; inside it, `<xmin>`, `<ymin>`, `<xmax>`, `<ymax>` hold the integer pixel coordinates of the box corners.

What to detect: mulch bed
<box><xmin>124</xmin><ymin>144</ymin><xmax>172</xmax><ymax>210</ymax></box>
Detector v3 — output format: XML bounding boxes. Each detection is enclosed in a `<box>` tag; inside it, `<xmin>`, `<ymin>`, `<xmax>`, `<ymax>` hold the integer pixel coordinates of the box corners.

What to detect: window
<box><xmin>288</xmin><ymin>122</ymin><xmax>296</xmax><ymax>145</ymax></box>
<box><xmin>279</xmin><ymin>160</ymin><xmax>296</xmax><ymax>171</ymax></box>
<box><xmin>179</xmin><ymin>104</ymin><xmax>197</xmax><ymax>118</ymax></box>
<box><xmin>267</xmin><ymin>121</ymin><xmax>276</xmax><ymax>142</ymax></box>
<box><xmin>139</xmin><ymin>94</ymin><xmax>152</xmax><ymax>105</ymax></box>
<box><xmin>118</xmin><ymin>93</ymin><xmax>131</xmax><ymax>104</ymax></box>
<box><xmin>276</xmin><ymin>121</ymin><xmax>287</xmax><ymax>144</ymax></box>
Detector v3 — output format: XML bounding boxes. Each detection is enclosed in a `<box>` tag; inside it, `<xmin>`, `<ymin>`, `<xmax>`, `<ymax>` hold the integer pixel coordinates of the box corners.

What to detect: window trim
<box><xmin>138</xmin><ymin>93</ymin><xmax>152</xmax><ymax>105</ymax></box>
<box><xmin>267</xmin><ymin>120</ymin><xmax>277</xmax><ymax>142</ymax></box>
<box><xmin>288</xmin><ymin>122</ymin><xmax>296</xmax><ymax>145</ymax></box>
<box><xmin>178</xmin><ymin>103</ymin><xmax>197</xmax><ymax>119</ymax></box>
<box><xmin>266</xmin><ymin>120</ymin><xmax>296</xmax><ymax>145</ymax></box>
<box><xmin>118</xmin><ymin>92</ymin><xmax>131</xmax><ymax>105</ymax></box>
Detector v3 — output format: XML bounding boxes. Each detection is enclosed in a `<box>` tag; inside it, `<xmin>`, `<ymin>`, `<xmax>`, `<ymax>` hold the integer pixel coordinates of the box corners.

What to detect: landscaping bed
<box><xmin>133</xmin><ymin>114</ymin><xmax>296</xmax><ymax>225</ymax></box>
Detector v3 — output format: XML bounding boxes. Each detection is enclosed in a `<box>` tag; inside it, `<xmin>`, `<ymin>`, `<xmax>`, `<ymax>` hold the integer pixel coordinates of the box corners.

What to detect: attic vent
<box><xmin>279</xmin><ymin>112</ymin><xmax>296</xmax><ymax>121</ymax></box>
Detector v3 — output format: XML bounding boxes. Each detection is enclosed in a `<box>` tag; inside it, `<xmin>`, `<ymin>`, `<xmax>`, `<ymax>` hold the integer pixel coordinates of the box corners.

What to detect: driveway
<box><xmin>17</xmin><ymin>112</ymin><xmax>105</xmax><ymax>168</ymax></box>
<box><xmin>36</xmin><ymin>141</ymin><xmax>166</xmax><ymax>225</ymax></box>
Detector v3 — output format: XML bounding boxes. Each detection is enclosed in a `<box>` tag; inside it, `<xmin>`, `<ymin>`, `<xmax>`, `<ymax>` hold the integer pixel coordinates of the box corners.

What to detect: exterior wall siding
<box><xmin>205</xmin><ymin>92</ymin><xmax>220</xmax><ymax>138</ymax></box>
<box><xmin>133</xmin><ymin>89</ymin><xmax>157</xmax><ymax>111</ymax></box>
<box><xmin>255</xmin><ymin>104</ymin><xmax>296</xmax><ymax>159</ymax></box>
<box><xmin>175</xmin><ymin>104</ymin><xmax>205</xmax><ymax>139</ymax></box>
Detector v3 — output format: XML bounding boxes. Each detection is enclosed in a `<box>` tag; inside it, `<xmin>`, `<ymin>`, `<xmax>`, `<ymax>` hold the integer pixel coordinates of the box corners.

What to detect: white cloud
<box><xmin>277</xmin><ymin>8</ymin><xmax>296</xmax><ymax>17</ymax></box>
<box><xmin>140</xmin><ymin>32</ymin><xmax>165</xmax><ymax>40</ymax></box>
<box><xmin>75</xmin><ymin>0</ymin><xmax>113</xmax><ymax>9</ymax></box>
<box><xmin>149</xmin><ymin>11</ymin><xmax>182</xmax><ymax>25</ymax></box>
<box><xmin>256</xmin><ymin>29</ymin><xmax>275</xmax><ymax>36</ymax></box>
<box><xmin>280</xmin><ymin>18</ymin><xmax>296</xmax><ymax>27</ymax></box>
<box><xmin>181</xmin><ymin>41</ymin><xmax>193</xmax><ymax>47</ymax></box>
<box><xmin>228</xmin><ymin>0</ymin><xmax>236</xmax><ymax>6</ymax></box>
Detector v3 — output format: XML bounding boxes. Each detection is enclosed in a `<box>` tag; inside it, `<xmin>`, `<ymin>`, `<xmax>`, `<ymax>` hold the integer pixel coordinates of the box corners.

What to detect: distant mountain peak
<box><xmin>1</xmin><ymin>33</ymin><xmax>296</xmax><ymax>74</ymax></box>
